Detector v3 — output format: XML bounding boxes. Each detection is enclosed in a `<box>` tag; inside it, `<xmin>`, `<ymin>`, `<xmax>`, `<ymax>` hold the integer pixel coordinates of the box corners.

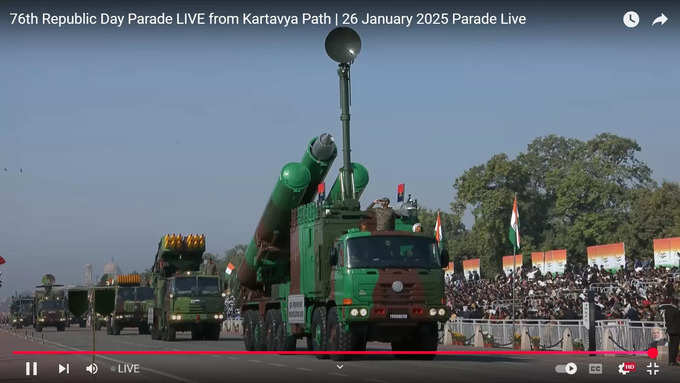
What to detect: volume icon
<box><xmin>85</xmin><ymin>363</ymin><xmax>98</xmax><ymax>375</ymax></box>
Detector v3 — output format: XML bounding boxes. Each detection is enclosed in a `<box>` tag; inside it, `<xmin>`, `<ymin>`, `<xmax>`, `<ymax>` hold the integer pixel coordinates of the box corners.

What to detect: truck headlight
<box><xmin>12</xmin><ymin>319</ymin><xmax>16</xmax><ymax>323</ymax></box>
<box><xmin>359</xmin><ymin>308</ymin><xmax>368</xmax><ymax>317</ymax></box>
<box><xmin>429</xmin><ymin>308</ymin><xmax>437</xmax><ymax>317</ymax></box>
<box><xmin>438</xmin><ymin>308</ymin><xmax>446</xmax><ymax>317</ymax></box>
<box><xmin>171</xmin><ymin>314</ymin><xmax>182</xmax><ymax>320</ymax></box>
<box><xmin>350</xmin><ymin>308</ymin><xmax>359</xmax><ymax>317</ymax></box>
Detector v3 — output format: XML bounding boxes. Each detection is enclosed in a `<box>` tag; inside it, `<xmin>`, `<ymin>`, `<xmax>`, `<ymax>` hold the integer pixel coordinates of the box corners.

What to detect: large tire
<box><xmin>191</xmin><ymin>327</ymin><xmax>202</xmax><ymax>340</ymax></box>
<box><xmin>138</xmin><ymin>323</ymin><xmax>149</xmax><ymax>335</ymax></box>
<box><xmin>244</xmin><ymin>311</ymin><xmax>265</xmax><ymax>350</ymax></box>
<box><xmin>166</xmin><ymin>324</ymin><xmax>176</xmax><ymax>342</ymax></box>
<box><xmin>35</xmin><ymin>325</ymin><xmax>42</xmax><ymax>333</ymax></box>
<box><xmin>112</xmin><ymin>320</ymin><xmax>121</xmax><ymax>336</ymax></box>
<box><xmin>265</xmin><ymin>309</ymin><xmax>288</xmax><ymax>351</ymax></box>
<box><xmin>208</xmin><ymin>324</ymin><xmax>221</xmax><ymax>341</ymax></box>
<box><xmin>310</xmin><ymin>306</ymin><xmax>328</xmax><ymax>359</ymax></box>
<box><xmin>326</xmin><ymin>308</ymin><xmax>353</xmax><ymax>361</ymax></box>
<box><xmin>57</xmin><ymin>324</ymin><xmax>65</xmax><ymax>332</ymax></box>
<box><xmin>79</xmin><ymin>321</ymin><xmax>86</xmax><ymax>328</ymax></box>
<box><xmin>243</xmin><ymin>311</ymin><xmax>255</xmax><ymax>350</ymax></box>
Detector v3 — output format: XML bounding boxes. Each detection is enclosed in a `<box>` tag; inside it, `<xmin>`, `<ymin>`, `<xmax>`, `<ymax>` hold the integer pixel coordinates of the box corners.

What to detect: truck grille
<box><xmin>372</xmin><ymin>283</ymin><xmax>425</xmax><ymax>304</ymax></box>
<box><xmin>187</xmin><ymin>303</ymin><xmax>205</xmax><ymax>313</ymax></box>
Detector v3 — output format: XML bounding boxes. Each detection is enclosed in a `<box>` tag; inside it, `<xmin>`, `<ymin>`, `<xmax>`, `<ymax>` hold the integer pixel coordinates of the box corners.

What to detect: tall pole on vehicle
<box><xmin>325</xmin><ymin>27</ymin><xmax>361</xmax><ymax>202</ymax></box>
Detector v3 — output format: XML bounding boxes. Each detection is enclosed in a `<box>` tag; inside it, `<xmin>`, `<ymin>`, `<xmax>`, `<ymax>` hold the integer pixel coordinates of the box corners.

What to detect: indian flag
<box><xmin>509</xmin><ymin>196</ymin><xmax>520</xmax><ymax>251</ymax></box>
<box><xmin>434</xmin><ymin>212</ymin><xmax>443</xmax><ymax>244</ymax></box>
<box><xmin>226</xmin><ymin>262</ymin><xmax>235</xmax><ymax>275</ymax></box>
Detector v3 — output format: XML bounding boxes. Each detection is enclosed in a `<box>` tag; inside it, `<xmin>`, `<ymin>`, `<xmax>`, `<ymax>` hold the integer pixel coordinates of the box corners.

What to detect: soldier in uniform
<box><xmin>367</xmin><ymin>197</ymin><xmax>399</xmax><ymax>231</ymax></box>
<box><xmin>205</xmin><ymin>257</ymin><xmax>218</xmax><ymax>275</ymax></box>
<box><xmin>661</xmin><ymin>298</ymin><xmax>680</xmax><ymax>366</ymax></box>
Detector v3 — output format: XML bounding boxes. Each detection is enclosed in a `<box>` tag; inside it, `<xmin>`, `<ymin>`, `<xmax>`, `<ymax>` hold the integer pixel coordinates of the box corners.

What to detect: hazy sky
<box><xmin>1</xmin><ymin>2</ymin><xmax>678</xmax><ymax>298</ymax></box>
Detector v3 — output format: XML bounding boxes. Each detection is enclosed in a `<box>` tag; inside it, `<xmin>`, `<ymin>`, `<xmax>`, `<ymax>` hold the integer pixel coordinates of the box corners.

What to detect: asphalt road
<box><xmin>1</xmin><ymin>325</ymin><xmax>676</xmax><ymax>383</ymax></box>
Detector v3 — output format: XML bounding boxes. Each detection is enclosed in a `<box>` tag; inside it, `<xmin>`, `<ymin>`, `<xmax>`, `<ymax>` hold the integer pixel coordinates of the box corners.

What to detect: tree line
<box><xmin>418</xmin><ymin>133</ymin><xmax>680</xmax><ymax>278</ymax></box>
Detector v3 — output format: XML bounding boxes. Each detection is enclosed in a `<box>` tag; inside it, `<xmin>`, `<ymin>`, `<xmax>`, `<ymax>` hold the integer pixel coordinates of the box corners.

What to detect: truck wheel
<box><xmin>326</xmin><ymin>308</ymin><xmax>352</xmax><ymax>361</ymax></box>
<box><xmin>57</xmin><ymin>324</ymin><xmax>65</xmax><ymax>332</ymax></box>
<box><xmin>80</xmin><ymin>321</ymin><xmax>86</xmax><ymax>328</ymax></box>
<box><xmin>265</xmin><ymin>309</ymin><xmax>286</xmax><ymax>351</ymax></box>
<box><xmin>191</xmin><ymin>327</ymin><xmax>202</xmax><ymax>340</ymax></box>
<box><xmin>208</xmin><ymin>324</ymin><xmax>221</xmax><ymax>341</ymax></box>
<box><xmin>138</xmin><ymin>324</ymin><xmax>149</xmax><ymax>335</ymax></box>
<box><xmin>151</xmin><ymin>326</ymin><xmax>161</xmax><ymax>340</ymax></box>
<box><xmin>166</xmin><ymin>325</ymin><xmax>176</xmax><ymax>342</ymax></box>
<box><xmin>310</xmin><ymin>306</ymin><xmax>328</xmax><ymax>359</ymax></box>
<box><xmin>35</xmin><ymin>326</ymin><xmax>43</xmax><ymax>333</ymax></box>
<box><xmin>112</xmin><ymin>321</ymin><xmax>121</xmax><ymax>336</ymax></box>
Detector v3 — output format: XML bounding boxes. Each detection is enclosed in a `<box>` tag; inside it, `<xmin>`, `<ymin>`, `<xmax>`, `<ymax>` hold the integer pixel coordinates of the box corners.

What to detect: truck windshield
<box><xmin>174</xmin><ymin>277</ymin><xmax>195</xmax><ymax>297</ymax></box>
<box><xmin>346</xmin><ymin>236</ymin><xmax>440</xmax><ymax>269</ymax></box>
<box><xmin>39</xmin><ymin>300</ymin><xmax>64</xmax><ymax>310</ymax></box>
<box><xmin>117</xmin><ymin>287</ymin><xmax>135</xmax><ymax>301</ymax></box>
<box><xmin>136</xmin><ymin>287</ymin><xmax>154</xmax><ymax>301</ymax></box>
<box><xmin>197</xmin><ymin>277</ymin><xmax>219</xmax><ymax>295</ymax></box>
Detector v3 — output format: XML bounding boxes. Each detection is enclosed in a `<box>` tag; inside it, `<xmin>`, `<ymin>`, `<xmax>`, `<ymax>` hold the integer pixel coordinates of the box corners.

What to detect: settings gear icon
<box><xmin>618</xmin><ymin>363</ymin><xmax>630</xmax><ymax>375</ymax></box>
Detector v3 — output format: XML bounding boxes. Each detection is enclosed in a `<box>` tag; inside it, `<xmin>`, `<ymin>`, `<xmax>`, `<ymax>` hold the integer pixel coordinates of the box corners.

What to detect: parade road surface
<box><xmin>1</xmin><ymin>326</ymin><xmax>675</xmax><ymax>383</ymax></box>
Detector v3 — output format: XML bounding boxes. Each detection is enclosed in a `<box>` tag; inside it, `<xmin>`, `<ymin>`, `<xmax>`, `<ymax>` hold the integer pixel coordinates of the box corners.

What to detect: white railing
<box><xmin>447</xmin><ymin>318</ymin><xmax>667</xmax><ymax>351</ymax></box>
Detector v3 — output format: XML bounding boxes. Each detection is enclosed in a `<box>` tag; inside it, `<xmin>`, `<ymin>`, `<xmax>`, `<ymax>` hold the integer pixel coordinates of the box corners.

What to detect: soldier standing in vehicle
<box><xmin>367</xmin><ymin>197</ymin><xmax>399</xmax><ymax>231</ymax></box>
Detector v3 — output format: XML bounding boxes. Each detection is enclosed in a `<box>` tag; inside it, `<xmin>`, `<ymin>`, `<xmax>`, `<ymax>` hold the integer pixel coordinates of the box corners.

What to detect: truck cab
<box><xmin>327</xmin><ymin>230</ymin><xmax>448</xmax><ymax>354</ymax></box>
<box><xmin>34</xmin><ymin>290</ymin><xmax>67</xmax><ymax>332</ymax></box>
<box><xmin>107</xmin><ymin>285</ymin><xmax>154</xmax><ymax>335</ymax></box>
<box><xmin>10</xmin><ymin>297</ymin><xmax>34</xmax><ymax>328</ymax></box>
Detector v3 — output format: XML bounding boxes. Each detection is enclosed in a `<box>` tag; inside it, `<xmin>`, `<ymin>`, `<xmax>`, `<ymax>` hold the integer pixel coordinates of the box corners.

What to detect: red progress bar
<box><xmin>13</xmin><ymin>349</ymin><xmax>654</xmax><ymax>357</ymax></box>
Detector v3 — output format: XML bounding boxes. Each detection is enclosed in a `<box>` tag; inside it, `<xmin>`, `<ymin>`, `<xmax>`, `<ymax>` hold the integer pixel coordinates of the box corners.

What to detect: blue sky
<box><xmin>1</xmin><ymin>11</ymin><xmax>678</xmax><ymax>297</ymax></box>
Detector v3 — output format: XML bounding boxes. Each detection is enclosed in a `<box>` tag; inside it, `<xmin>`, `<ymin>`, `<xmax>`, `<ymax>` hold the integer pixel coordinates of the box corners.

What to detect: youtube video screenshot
<box><xmin>1</xmin><ymin>1</ymin><xmax>678</xmax><ymax>382</ymax></box>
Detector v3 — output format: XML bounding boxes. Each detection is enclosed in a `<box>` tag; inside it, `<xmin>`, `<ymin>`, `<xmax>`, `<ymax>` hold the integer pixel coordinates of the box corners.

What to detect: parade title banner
<box><xmin>7</xmin><ymin>11</ymin><xmax>528</xmax><ymax>29</ymax></box>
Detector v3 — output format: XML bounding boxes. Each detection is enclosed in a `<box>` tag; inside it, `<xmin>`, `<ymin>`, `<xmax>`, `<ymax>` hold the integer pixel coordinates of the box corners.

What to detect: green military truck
<box><xmin>9</xmin><ymin>295</ymin><xmax>34</xmax><ymax>328</ymax></box>
<box><xmin>231</xmin><ymin>28</ymin><xmax>448</xmax><ymax>360</ymax></box>
<box><xmin>149</xmin><ymin>234</ymin><xmax>225</xmax><ymax>341</ymax></box>
<box><xmin>106</xmin><ymin>274</ymin><xmax>154</xmax><ymax>335</ymax></box>
<box><xmin>34</xmin><ymin>274</ymin><xmax>68</xmax><ymax>332</ymax></box>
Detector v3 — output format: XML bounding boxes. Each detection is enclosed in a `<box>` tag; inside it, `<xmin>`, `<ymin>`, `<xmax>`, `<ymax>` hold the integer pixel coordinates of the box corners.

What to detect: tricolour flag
<box><xmin>509</xmin><ymin>196</ymin><xmax>520</xmax><ymax>251</ymax></box>
<box><xmin>434</xmin><ymin>212</ymin><xmax>443</xmax><ymax>244</ymax></box>
<box><xmin>226</xmin><ymin>262</ymin><xmax>235</xmax><ymax>275</ymax></box>
<box><xmin>397</xmin><ymin>183</ymin><xmax>405</xmax><ymax>202</ymax></box>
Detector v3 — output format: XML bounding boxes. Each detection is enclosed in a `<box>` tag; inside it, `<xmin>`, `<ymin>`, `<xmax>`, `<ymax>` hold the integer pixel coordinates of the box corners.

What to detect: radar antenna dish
<box><xmin>325</xmin><ymin>27</ymin><xmax>361</xmax><ymax>64</ymax></box>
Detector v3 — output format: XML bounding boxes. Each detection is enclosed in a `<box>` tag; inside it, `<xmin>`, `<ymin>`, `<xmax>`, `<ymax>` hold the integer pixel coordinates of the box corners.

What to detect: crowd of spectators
<box><xmin>446</xmin><ymin>261</ymin><xmax>679</xmax><ymax>322</ymax></box>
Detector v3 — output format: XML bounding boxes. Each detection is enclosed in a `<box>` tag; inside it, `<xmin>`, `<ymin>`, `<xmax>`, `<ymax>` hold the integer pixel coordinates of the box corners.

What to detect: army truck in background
<box><xmin>33</xmin><ymin>274</ymin><xmax>68</xmax><ymax>332</ymax></box>
<box><xmin>106</xmin><ymin>274</ymin><xmax>153</xmax><ymax>335</ymax></box>
<box><xmin>9</xmin><ymin>295</ymin><xmax>34</xmax><ymax>328</ymax></box>
<box><xmin>230</xmin><ymin>28</ymin><xmax>449</xmax><ymax>361</ymax></box>
<box><xmin>149</xmin><ymin>234</ymin><xmax>225</xmax><ymax>341</ymax></box>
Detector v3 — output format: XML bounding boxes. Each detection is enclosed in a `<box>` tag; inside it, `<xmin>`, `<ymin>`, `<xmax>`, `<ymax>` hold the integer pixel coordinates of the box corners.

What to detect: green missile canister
<box><xmin>328</xmin><ymin>162</ymin><xmax>369</xmax><ymax>203</ymax></box>
<box><xmin>300</xmin><ymin>133</ymin><xmax>337</xmax><ymax>204</ymax></box>
<box><xmin>239</xmin><ymin>161</ymin><xmax>311</xmax><ymax>289</ymax></box>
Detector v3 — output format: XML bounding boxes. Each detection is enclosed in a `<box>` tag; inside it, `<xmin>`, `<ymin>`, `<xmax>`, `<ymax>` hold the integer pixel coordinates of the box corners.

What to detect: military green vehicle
<box><xmin>149</xmin><ymin>234</ymin><xmax>225</xmax><ymax>341</ymax></box>
<box><xmin>34</xmin><ymin>274</ymin><xmax>68</xmax><ymax>332</ymax></box>
<box><xmin>231</xmin><ymin>28</ymin><xmax>448</xmax><ymax>361</ymax></box>
<box><xmin>9</xmin><ymin>295</ymin><xmax>34</xmax><ymax>328</ymax></box>
<box><xmin>106</xmin><ymin>274</ymin><xmax>153</xmax><ymax>335</ymax></box>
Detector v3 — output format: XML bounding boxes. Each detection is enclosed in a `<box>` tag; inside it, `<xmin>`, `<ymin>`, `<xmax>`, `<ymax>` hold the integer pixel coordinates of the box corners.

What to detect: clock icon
<box><xmin>623</xmin><ymin>11</ymin><xmax>639</xmax><ymax>28</ymax></box>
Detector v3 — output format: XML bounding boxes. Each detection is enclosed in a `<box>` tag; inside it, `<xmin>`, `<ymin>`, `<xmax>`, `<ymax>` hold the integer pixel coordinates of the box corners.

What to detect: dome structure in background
<box><xmin>102</xmin><ymin>259</ymin><xmax>121</xmax><ymax>276</ymax></box>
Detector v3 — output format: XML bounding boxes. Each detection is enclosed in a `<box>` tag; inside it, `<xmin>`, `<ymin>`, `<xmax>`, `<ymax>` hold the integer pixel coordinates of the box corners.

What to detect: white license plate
<box><xmin>389</xmin><ymin>314</ymin><xmax>408</xmax><ymax>319</ymax></box>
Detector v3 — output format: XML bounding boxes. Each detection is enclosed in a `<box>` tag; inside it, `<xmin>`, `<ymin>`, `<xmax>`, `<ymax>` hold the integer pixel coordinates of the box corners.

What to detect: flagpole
<box><xmin>511</xmin><ymin>193</ymin><xmax>517</xmax><ymax>342</ymax></box>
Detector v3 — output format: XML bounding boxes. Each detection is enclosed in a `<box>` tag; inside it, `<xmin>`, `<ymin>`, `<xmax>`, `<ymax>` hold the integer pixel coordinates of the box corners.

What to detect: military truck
<box><xmin>106</xmin><ymin>274</ymin><xmax>153</xmax><ymax>335</ymax></box>
<box><xmin>149</xmin><ymin>234</ymin><xmax>225</xmax><ymax>341</ymax></box>
<box><xmin>231</xmin><ymin>28</ymin><xmax>449</xmax><ymax>360</ymax></box>
<box><xmin>9</xmin><ymin>295</ymin><xmax>34</xmax><ymax>328</ymax></box>
<box><xmin>34</xmin><ymin>274</ymin><xmax>68</xmax><ymax>332</ymax></box>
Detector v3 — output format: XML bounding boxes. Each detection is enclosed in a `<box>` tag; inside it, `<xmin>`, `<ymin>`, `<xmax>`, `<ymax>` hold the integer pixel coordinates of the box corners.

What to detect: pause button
<box><xmin>25</xmin><ymin>361</ymin><xmax>38</xmax><ymax>376</ymax></box>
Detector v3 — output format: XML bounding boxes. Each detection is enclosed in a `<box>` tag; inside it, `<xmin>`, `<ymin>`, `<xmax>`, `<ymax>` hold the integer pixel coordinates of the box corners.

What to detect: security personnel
<box><xmin>661</xmin><ymin>298</ymin><xmax>680</xmax><ymax>366</ymax></box>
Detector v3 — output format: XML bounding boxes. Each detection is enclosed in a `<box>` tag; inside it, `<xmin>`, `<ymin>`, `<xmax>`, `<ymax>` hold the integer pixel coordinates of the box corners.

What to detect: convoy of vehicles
<box><xmin>149</xmin><ymin>234</ymin><xmax>225</xmax><ymax>341</ymax></box>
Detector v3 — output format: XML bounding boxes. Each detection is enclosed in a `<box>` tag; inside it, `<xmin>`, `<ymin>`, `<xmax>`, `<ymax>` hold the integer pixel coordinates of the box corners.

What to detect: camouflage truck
<box><xmin>9</xmin><ymin>295</ymin><xmax>34</xmax><ymax>328</ymax></box>
<box><xmin>33</xmin><ymin>274</ymin><xmax>68</xmax><ymax>332</ymax></box>
<box><xmin>149</xmin><ymin>234</ymin><xmax>224</xmax><ymax>341</ymax></box>
<box><xmin>231</xmin><ymin>28</ymin><xmax>449</xmax><ymax>361</ymax></box>
<box><xmin>106</xmin><ymin>274</ymin><xmax>153</xmax><ymax>335</ymax></box>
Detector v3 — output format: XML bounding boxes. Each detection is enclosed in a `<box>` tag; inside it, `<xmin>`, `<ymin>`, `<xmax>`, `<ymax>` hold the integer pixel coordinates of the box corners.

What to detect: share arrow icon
<box><xmin>652</xmin><ymin>13</ymin><xmax>668</xmax><ymax>26</ymax></box>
